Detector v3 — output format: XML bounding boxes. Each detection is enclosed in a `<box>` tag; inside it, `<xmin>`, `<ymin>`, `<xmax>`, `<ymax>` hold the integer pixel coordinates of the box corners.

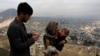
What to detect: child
<box><xmin>43</xmin><ymin>21</ymin><xmax>59</xmax><ymax>56</ymax></box>
<box><xmin>55</xmin><ymin>28</ymin><xmax>70</xmax><ymax>51</ymax></box>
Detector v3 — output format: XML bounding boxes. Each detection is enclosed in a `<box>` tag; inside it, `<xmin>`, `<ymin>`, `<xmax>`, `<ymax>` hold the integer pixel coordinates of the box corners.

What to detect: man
<box><xmin>7</xmin><ymin>2</ymin><xmax>40</xmax><ymax>56</ymax></box>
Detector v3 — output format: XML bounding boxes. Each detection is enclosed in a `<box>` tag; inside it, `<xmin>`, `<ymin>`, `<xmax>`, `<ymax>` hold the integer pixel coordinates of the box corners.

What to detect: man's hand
<box><xmin>59</xmin><ymin>40</ymin><xmax>66</xmax><ymax>45</ymax></box>
<box><xmin>32</xmin><ymin>33</ymin><xmax>40</xmax><ymax>41</ymax></box>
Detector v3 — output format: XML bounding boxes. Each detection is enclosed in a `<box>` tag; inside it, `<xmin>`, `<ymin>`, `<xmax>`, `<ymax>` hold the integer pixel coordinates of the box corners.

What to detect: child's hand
<box><xmin>59</xmin><ymin>40</ymin><xmax>66</xmax><ymax>45</ymax></box>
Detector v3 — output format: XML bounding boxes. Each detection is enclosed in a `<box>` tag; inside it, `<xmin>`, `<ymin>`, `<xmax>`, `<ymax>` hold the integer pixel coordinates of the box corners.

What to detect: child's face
<box><xmin>59</xmin><ymin>30</ymin><xmax>66</xmax><ymax>37</ymax></box>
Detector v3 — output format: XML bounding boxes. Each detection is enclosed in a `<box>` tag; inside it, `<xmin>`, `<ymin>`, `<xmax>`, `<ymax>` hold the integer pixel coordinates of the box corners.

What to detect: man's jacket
<box><xmin>7</xmin><ymin>18</ymin><xmax>35</xmax><ymax>56</ymax></box>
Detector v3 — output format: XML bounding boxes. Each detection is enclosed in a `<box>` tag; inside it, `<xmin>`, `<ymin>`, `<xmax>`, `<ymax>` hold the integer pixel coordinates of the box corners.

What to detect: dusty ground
<box><xmin>35</xmin><ymin>44</ymin><xmax>96</xmax><ymax>56</ymax></box>
<box><xmin>0</xmin><ymin>36</ymin><xmax>100</xmax><ymax>56</ymax></box>
<box><xmin>0</xmin><ymin>35</ymin><xmax>10</xmax><ymax>56</ymax></box>
<box><xmin>59</xmin><ymin>44</ymin><xmax>96</xmax><ymax>56</ymax></box>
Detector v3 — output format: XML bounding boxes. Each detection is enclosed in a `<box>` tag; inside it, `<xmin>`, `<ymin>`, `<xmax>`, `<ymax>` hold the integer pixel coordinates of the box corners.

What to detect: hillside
<box><xmin>0</xmin><ymin>8</ymin><xmax>100</xmax><ymax>56</ymax></box>
<box><xmin>0</xmin><ymin>36</ymin><xmax>99</xmax><ymax>56</ymax></box>
<box><xmin>0</xmin><ymin>8</ymin><xmax>16</xmax><ymax>22</ymax></box>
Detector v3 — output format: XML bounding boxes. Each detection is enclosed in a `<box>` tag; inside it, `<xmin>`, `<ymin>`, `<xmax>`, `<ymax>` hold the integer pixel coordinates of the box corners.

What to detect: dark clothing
<box><xmin>43</xmin><ymin>34</ymin><xmax>56</xmax><ymax>49</ymax></box>
<box><xmin>55</xmin><ymin>36</ymin><xmax>67</xmax><ymax>51</ymax></box>
<box><xmin>43</xmin><ymin>33</ymin><xmax>67</xmax><ymax>51</ymax></box>
<box><xmin>7</xmin><ymin>18</ymin><xmax>35</xmax><ymax>56</ymax></box>
<box><xmin>43</xmin><ymin>34</ymin><xmax>58</xmax><ymax>56</ymax></box>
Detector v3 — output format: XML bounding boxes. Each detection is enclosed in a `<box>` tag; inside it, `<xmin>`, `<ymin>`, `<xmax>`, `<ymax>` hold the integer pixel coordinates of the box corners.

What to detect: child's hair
<box><xmin>61</xmin><ymin>28</ymin><xmax>70</xmax><ymax>37</ymax></box>
<box><xmin>45</xmin><ymin>21</ymin><xmax>58</xmax><ymax>35</ymax></box>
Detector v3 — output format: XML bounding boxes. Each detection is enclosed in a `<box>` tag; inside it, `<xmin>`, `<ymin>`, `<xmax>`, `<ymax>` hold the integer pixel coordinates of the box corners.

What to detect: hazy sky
<box><xmin>0</xmin><ymin>0</ymin><xmax>100</xmax><ymax>17</ymax></box>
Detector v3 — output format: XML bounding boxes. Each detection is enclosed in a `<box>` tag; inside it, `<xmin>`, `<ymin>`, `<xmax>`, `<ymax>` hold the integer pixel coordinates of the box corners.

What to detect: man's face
<box><xmin>22</xmin><ymin>14</ymin><xmax>31</xmax><ymax>22</ymax></box>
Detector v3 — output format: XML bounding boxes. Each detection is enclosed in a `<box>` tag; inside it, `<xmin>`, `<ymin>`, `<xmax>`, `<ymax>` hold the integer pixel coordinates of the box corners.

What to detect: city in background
<box><xmin>0</xmin><ymin>0</ymin><xmax>100</xmax><ymax>56</ymax></box>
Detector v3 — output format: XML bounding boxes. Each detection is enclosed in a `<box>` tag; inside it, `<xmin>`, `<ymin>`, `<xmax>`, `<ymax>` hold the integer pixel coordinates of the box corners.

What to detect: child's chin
<box><xmin>58</xmin><ymin>35</ymin><xmax>62</xmax><ymax>37</ymax></box>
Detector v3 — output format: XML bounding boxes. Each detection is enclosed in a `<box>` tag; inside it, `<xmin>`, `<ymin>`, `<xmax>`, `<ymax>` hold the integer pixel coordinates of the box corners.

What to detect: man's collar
<box><xmin>14</xmin><ymin>17</ymin><xmax>24</xmax><ymax>26</ymax></box>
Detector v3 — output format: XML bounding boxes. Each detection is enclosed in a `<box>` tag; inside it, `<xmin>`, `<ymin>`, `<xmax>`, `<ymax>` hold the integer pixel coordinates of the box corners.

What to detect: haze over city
<box><xmin>0</xmin><ymin>0</ymin><xmax>100</xmax><ymax>18</ymax></box>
